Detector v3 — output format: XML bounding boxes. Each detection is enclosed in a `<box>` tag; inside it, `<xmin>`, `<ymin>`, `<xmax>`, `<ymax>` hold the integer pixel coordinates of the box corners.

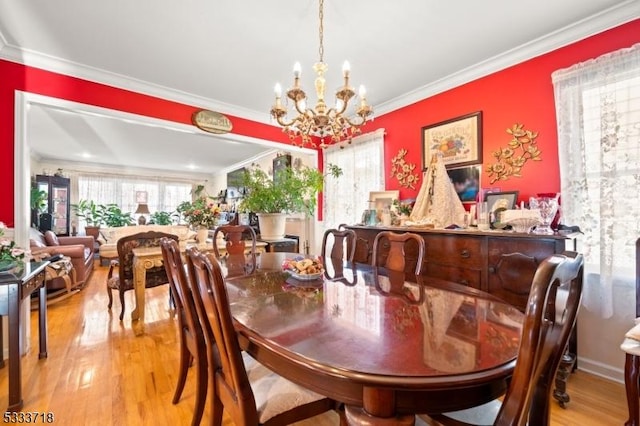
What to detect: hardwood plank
<box><xmin>0</xmin><ymin>260</ymin><xmax>628</xmax><ymax>425</ymax></box>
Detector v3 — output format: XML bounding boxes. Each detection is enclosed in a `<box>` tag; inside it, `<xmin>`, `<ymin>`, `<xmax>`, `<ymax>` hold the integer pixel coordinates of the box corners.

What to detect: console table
<box><xmin>0</xmin><ymin>261</ymin><xmax>49</xmax><ymax>411</ymax></box>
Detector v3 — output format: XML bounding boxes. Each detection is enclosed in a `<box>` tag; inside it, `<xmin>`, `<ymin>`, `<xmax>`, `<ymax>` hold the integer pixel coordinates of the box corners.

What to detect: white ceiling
<box><xmin>1</xmin><ymin>0</ymin><xmax>638</xmax><ymax>176</ymax></box>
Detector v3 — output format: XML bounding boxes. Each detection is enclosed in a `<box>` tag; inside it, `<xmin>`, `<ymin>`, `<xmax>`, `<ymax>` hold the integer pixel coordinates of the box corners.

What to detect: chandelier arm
<box><xmin>340</xmin><ymin>115</ymin><xmax>367</xmax><ymax>127</ymax></box>
<box><xmin>274</xmin><ymin>115</ymin><xmax>298</xmax><ymax>128</ymax></box>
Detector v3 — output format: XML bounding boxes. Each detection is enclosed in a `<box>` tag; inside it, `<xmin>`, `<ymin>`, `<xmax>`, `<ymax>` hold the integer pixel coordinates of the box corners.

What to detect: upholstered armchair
<box><xmin>29</xmin><ymin>228</ymin><xmax>95</xmax><ymax>290</ymax></box>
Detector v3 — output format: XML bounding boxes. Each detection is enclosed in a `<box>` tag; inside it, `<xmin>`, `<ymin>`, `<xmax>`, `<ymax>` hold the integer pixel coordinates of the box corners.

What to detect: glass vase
<box><xmin>529</xmin><ymin>196</ymin><xmax>559</xmax><ymax>235</ymax></box>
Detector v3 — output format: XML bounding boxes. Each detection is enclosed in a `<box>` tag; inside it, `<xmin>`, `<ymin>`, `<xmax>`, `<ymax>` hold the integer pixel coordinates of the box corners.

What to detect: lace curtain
<box><xmin>552</xmin><ymin>43</ymin><xmax>640</xmax><ymax>318</ymax></box>
<box><xmin>323</xmin><ymin>129</ymin><xmax>385</xmax><ymax>230</ymax></box>
<box><xmin>77</xmin><ymin>174</ymin><xmax>192</xmax><ymax>230</ymax></box>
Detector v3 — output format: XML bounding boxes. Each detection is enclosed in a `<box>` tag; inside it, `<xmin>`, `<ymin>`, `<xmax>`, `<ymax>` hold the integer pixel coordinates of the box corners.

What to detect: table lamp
<box><xmin>135</xmin><ymin>191</ymin><xmax>150</xmax><ymax>225</ymax></box>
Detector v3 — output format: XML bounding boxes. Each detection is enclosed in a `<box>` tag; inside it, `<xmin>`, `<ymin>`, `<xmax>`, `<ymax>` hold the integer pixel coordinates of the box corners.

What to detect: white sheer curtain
<box><xmin>552</xmin><ymin>43</ymin><xmax>640</xmax><ymax>318</ymax></box>
<box><xmin>323</xmin><ymin>128</ymin><xmax>385</xmax><ymax>230</ymax></box>
<box><xmin>77</xmin><ymin>174</ymin><xmax>192</xmax><ymax>230</ymax></box>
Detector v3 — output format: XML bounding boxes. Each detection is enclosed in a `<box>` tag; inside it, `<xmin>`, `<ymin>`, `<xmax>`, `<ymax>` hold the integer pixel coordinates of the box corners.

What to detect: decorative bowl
<box><xmin>504</xmin><ymin>217</ymin><xmax>541</xmax><ymax>233</ymax></box>
<box><xmin>289</xmin><ymin>271</ymin><xmax>323</xmax><ymax>281</ymax></box>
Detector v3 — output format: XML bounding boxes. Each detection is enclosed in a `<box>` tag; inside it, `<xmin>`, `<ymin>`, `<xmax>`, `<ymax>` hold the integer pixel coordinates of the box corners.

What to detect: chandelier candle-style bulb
<box><xmin>269</xmin><ymin>0</ymin><xmax>373</xmax><ymax>148</ymax></box>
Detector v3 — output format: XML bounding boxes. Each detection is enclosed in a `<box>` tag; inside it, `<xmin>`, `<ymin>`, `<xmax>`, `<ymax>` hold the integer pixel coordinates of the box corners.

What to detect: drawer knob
<box><xmin>459</xmin><ymin>280</ymin><xmax>469</xmax><ymax>286</ymax></box>
<box><xmin>460</xmin><ymin>250</ymin><xmax>470</xmax><ymax>258</ymax></box>
<box><xmin>489</xmin><ymin>266</ymin><xmax>496</xmax><ymax>274</ymax></box>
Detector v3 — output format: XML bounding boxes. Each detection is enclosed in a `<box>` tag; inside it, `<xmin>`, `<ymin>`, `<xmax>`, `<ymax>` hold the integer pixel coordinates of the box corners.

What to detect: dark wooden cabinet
<box><xmin>345</xmin><ymin>225</ymin><xmax>577</xmax><ymax>312</ymax></box>
<box><xmin>35</xmin><ymin>174</ymin><xmax>71</xmax><ymax>236</ymax></box>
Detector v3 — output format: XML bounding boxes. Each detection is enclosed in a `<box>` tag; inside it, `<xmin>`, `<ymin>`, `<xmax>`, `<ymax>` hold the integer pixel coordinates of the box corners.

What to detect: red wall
<box><xmin>0</xmin><ymin>62</ymin><xmax>295</xmax><ymax>227</ymax></box>
<box><xmin>361</xmin><ymin>19</ymin><xmax>640</xmax><ymax>203</ymax></box>
<box><xmin>1</xmin><ymin>19</ymin><xmax>639</xmax><ymax>225</ymax></box>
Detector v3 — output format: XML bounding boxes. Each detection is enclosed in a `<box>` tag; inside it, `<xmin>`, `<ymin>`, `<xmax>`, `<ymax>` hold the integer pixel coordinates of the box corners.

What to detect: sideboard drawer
<box><xmin>425</xmin><ymin>235</ymin><xmax>483</xmax><ymax>268</ymax></box>
<box><xmin>424</xmin><ymin>263</ymin><xmax>481</xmax><ymax>289</ymax></box>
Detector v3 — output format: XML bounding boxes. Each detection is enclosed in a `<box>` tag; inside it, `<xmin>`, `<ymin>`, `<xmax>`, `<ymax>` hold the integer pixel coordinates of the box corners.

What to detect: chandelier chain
<box><xmin>318</xmin><ymin>0</ymin><xmax>324</xmax><ymax>62</ymax></box>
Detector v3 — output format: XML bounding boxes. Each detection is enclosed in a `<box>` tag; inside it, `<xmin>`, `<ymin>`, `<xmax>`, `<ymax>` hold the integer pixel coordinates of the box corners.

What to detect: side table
<box><xmin>0</xmin><ymin>261</ymin><xmax>49</xmax><ymax>411</ymax></box>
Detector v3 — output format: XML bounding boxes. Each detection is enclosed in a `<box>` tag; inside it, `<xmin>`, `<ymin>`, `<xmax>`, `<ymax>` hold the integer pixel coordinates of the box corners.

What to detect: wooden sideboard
<box><xmin>345</xmin><ymin>225</ymin><xmax>578</xmax><ymax>312</ymax></box>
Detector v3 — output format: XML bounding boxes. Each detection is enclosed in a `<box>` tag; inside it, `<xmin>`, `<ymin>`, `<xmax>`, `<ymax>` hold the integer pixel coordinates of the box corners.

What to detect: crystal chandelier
<box><xmin>270</xmin><ymin>0</ymin><xmax>373</xmax><ymax>149</ymax></box>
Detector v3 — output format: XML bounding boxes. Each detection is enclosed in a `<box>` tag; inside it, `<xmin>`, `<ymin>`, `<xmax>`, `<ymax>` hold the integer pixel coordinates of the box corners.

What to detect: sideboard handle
<box><xmin>459</xmin><ymin>280</ymin><xmax>469</xmax><ymax>286</ymax></box>
<box><xmin>489</xmin><ymin>266</ymin><xmax>496</xmax><ymax>274</ymax></box>
<box><xmin>460</xmin><ymin>250</ymin><xmax>470</xmax><ymax>258</ymax></box>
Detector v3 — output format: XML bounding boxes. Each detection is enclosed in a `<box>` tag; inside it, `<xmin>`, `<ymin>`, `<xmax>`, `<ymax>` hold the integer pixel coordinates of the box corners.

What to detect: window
<box><xmin>552</xmin><ymin>43</ymin><xmax>640</xmax><ymax>318</ymax></box>
<box><xmin>77</xmin><ymin>174</ymin><xmax>192</xmax><ymax>227</ymax></box>
<box><xmin>323</xmin><ymin>129</ymin><xmax>385</xmax><ymax>229</ymax></box>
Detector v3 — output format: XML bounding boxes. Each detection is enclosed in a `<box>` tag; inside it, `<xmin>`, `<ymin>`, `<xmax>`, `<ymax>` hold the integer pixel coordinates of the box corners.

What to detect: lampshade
<box><xmin>135</xmin><ymin>203</ymin><xmax>150</xmax><ymax>214</ymax></box>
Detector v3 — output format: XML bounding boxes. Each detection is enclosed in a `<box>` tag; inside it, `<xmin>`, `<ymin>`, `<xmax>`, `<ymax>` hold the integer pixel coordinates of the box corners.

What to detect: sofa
<box><xmin>29</xmin><ymin>228</ymin><xmax>95</xmax><ymax>291</ymax></box>
<box><xmin>97</xmin><ymin>225</ymin><xmax>195</xmax><ymax>263</ymax></box>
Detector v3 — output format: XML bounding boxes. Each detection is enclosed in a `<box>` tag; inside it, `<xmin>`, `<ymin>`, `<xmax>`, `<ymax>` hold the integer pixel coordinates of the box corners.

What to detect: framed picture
<box><xmin>447</xmin><ymin>165</ymin><xmax>480</xmax><ymax>203</ymax></box>
<box><xmin>484</xmin><ymin>191</ymin><xmax>519</xmax><ymax>211</ymax></box>
<box><xmin>422</xmin><ymin>111</ymin><xmax>483</xmax><ymax>170</ymax></box>
<box><xmin>477</xmin><ymin>187</ymin><xmax>502</xmax><ymax>204</ymax></box>
<box><xmin>369</xmin><ymin>190</ymin><xmax>399</xmax><ymax>216</ymax></box>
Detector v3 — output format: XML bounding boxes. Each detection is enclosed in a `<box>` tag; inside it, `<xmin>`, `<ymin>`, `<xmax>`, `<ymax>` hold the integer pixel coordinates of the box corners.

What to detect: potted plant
<box><xmin>177</xmin><ymin>196</ymin><xmax>221</xmax><ymax>243</ymax></box>
<box><xmin>71</xmin><ymin>199</ymin><xmax>103</xmax><ymax>239</ymax></box>
<box><xmin>30</xmin><ymin>186</ymin><xmax>48</xmax><ymax>227</ymax></box>
<box><xmin>99</xmin><ymin>204</ymin><xmax>134</xmax><ymax>227</ymax></box>
<box><xmin>238</xmin><ymin>163</ymin><xmax>342</xmax><ymax>240</ymax></box>
<box><xmin>150</xmin><ymin>211</ymin><xmax>174</xmax><ymax>225</ymax></box>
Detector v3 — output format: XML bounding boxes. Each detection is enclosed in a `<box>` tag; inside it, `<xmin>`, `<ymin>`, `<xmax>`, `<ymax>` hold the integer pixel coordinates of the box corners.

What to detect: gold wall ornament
<box><xmin>390</xmin><ymin>149</ymin><xmax>420</xmax><ymax>189</ymax></box>
<box><xmin>486</xmin><ymin>123</ymin><xmax>541</xmax><ymax>184</ymax></box>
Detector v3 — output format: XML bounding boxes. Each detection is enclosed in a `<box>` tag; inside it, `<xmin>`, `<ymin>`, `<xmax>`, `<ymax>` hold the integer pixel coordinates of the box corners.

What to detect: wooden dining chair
<box><xmin>212</xmin><ymin>224</ymin><xmax>258</xmax><ymax>276</ymax></box>
<box><xmin>160</xmin><ymin>238</ymin><xmax>207</xmax><ymax>426</ymax></box>
<box><xmin>621</xmin><ymin>238</ymin><xmax>640</xmax><ymax>426</ymax></box>
<box><xmin>212</xmin><ymin>224</ymin><xmax>257</xmax><ymax>257</ymax></box>
<box><xmin>419</xmin><ymin>251</ymin><xmax>584</xmax><ymax>426</ymax></box>
<box><xmin>371</xmin><ymin>231</ymin><xmax>425</xmax><ymax>275</ymax></box>
<box><xmin>185</xmin><ymin>246</ymin><xmax>337</xmax><ymax>425</ymax></box>
<box><xmin>106</xmin><ymin>230</ymin><xmax>178</xmax><ymax>320</ymax></box>
<box><xmin>321</xmin><ymin>228</ymin><xmax>356</xmax><ymax>262</ymax></box>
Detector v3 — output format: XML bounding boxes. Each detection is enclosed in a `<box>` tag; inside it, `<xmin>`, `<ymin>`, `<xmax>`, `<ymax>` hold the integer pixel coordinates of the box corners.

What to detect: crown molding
<box><xmin>374</xmin><ymin>0</ymin><xmax>640</xmax><ymax>116</ymax></box>
<box><xmin>0</xmin><ymin>44</ymin><xmax>269</xmax><ymax>124</ymax></box>
<box><xmin>1</xmin><ymin>1</ymin><xmax>638</xmax><ymax>123</ymax></box>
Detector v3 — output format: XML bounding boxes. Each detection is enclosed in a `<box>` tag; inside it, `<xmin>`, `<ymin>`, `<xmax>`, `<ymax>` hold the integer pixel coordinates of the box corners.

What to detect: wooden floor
<box><xmin>0</xmin><ymin>260</ymin><xmax>629</xmax><ymax>425</ymax></box>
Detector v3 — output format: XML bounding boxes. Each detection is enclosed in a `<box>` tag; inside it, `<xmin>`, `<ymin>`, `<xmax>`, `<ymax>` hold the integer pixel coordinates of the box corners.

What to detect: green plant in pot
<box><xmin>150</xmin><ymin>211</ymin><xmax>174</xmax><ymax>225</ymax></box>
<box><xmin>30</xmin><ymin>187</ymin><xmax>47</xmax><ymax>227</ymax></box>
<box><xmin>99</xmin><ymin>204</ymin><xmax>134</xmax><ymax>227</ymax></box>
<box><xmin>71</xmin><ymin>199</ymin><xmax>103</xmax><ymax>239</ymax></box>
<box><xmin>238</xmin><ymin>163</ymin><xmax>342</xmax><ymax>240</ymax></box>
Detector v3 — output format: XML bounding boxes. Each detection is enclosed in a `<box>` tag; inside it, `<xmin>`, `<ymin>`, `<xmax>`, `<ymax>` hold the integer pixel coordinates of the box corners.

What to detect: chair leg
<box><xmin>118</xmin><ymin>289</ymin><xmax>126</xmax><ymax>321</ymax></box>
<box><xmin>107</xmin><ymin>285</ymin><xmax>113</xmax><ymax>310</ymax></box>
<box><xmin>191</xmin><ymin>356</ymin><xmax>207</xmax><ymax>426</ymax></box>
<box><xmin>625</xmin><ymin>353</ymin><xmax>640</xmax><ymax>426</ymax></box>
<box><xmin>173</xmin><ymin>334</ymin><xmax>190</xmax><ymax>404</ymax></box>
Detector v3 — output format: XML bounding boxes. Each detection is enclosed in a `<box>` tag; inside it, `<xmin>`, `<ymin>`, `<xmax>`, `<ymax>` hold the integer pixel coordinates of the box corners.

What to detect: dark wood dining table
<box><xmin>222</xmin><ymin>253</ymin><xmax>525</xmax><ymax>425</ymax></box>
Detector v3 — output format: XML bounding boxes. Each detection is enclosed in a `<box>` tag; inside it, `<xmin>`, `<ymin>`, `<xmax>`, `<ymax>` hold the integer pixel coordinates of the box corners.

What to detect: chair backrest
<box><xmin>321</xmin><ymin>228</ymin><xmax>356</xmax><ymax>262</ymax></box>
<box><xmin>116</xmin><ymin>230</ymin><xmax>179</xmax><ymax>291</ymax></box>
<box><xmin>186</xmin><ymin>246</ymin><xmax>260</xmax><ymax>424</ymax></box>
<box><xmin>160</xmin><ymin>237</ymin><xmax>205</xmax><ymax>351</ymax></box>
<box><xmin>212</xmin><ymin>225</ymin><xmax>257</xmax><ymax>257</ymax></box>
<box><xmin>371</xmin><ymin>231</ymin><xmax>425</xmax><ymax>275</ymax></box>
<box><xmin>495</xmin><ymin>251</ymin><xmax>584</xmax><ymax>426</ymax></box>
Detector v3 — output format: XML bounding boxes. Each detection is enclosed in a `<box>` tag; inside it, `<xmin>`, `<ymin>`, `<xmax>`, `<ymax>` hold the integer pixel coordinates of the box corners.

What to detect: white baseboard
<box><xmin>577</xmin><ymin>356</ymin><xmax>624</xmax><ymax>384</ymax></box>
